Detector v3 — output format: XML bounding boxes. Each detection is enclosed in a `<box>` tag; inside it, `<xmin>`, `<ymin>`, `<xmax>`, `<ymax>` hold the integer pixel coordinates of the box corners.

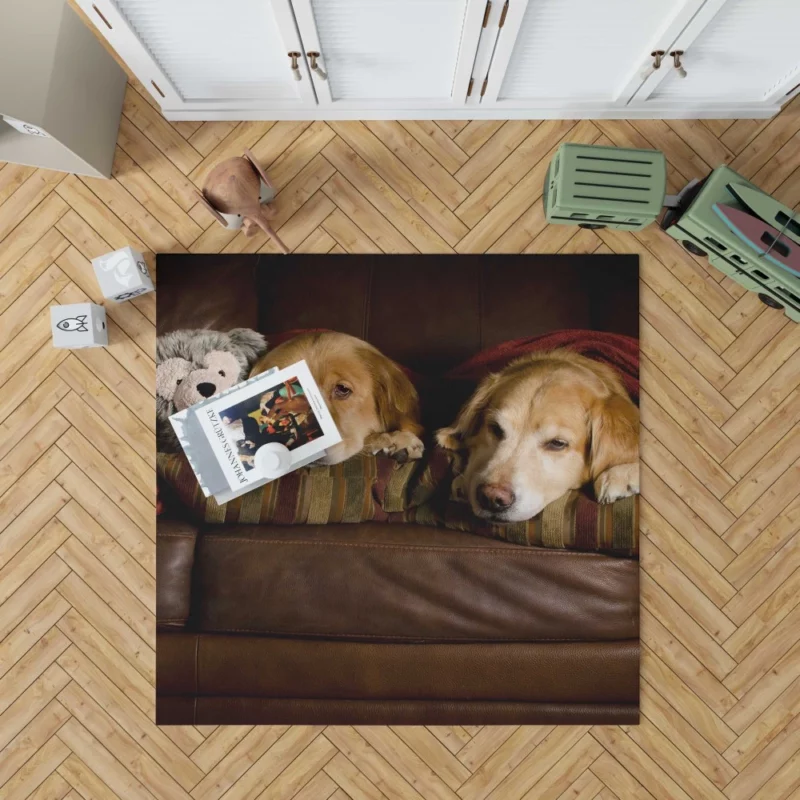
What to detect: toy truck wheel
<box><xmin>578</xmin><ymin>223</ymin><xmax>606</xmax><ymax>230</ymax></box>
<box><xmin>682</xmin><ymin>240</ymin><xmax>707</xmax><ymax>257</ymax></box>
<box><xmin>758</xmin><ymin>293</ymin><xmax>784</xmax><ymax>310</ymax></box>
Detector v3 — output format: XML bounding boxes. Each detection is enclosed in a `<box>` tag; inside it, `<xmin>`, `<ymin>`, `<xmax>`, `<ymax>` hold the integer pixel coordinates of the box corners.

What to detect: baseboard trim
<box><xmin>162</xmin><ymin>104</ymin><xmax>779</xmax><ymax>122</ymax></box>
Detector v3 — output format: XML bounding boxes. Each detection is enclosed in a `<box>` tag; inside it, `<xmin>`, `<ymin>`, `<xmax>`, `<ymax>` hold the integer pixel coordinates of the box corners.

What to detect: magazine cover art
<box><xmin>193</xmin><ymin>359</ymin><xmax>341</xmax><ymax>493</ymax></box>
<box><xmin>218</xmin><ymin>376</ymin><xmax>324</xmax><ymax>470</ymax></box>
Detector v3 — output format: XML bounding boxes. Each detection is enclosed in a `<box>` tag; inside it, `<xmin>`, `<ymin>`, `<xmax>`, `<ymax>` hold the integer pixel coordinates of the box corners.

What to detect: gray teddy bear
<box><xmin>156</xmin><ymin>328</ymin><xmax>268</xmax><ymax>452</ymax></box>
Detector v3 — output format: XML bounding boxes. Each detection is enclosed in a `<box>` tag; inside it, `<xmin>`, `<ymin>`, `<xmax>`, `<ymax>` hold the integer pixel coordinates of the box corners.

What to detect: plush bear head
<box><xmin>156</xmin><ymin>328</ymin><xmax>267</xmax><ymax>452</ymax></box>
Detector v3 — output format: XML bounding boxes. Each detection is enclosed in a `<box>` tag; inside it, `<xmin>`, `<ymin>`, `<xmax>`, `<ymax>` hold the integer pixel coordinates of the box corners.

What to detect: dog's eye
<box><xmin>546</xmin><ymin>438</ymin><xmax>568</xmax><ymax>451</ymax></box>
<box><xmin>176</xmin><ymin>379</ymin><xmax>182</xmax><ymax>385</ymax></box>
<box><xmin>333</xmin><ymin>384</ymin><xmax>352</xmax><ymax>398</ymax></box>
<box><xmin>218</xmin><ymin>370</ymin><xmax>225</xmax><ymax>377</ymax></box>
<box><xmin>489</xmin><ymin>422</ymin><xmax>505</xmax><ymax>440</ymax></box>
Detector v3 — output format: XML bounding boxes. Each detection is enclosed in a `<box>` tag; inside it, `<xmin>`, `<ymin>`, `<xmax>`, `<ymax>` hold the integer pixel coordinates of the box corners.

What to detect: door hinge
<box><xmin>482</xmin><ymin>0</ymin><xmax>492</xmax><ymax>27</ymax></box>
<box><xmin>480</xmin><ymin>77</ymin><xmax>488</xmax><ymax>97</ymax></box>
<box><xmin>467</xmin><ymin>77</ymin><xmax>474</xmax><ymax>97</ymax></box>
<box><xmin>499</xmin><ymin>0</ymin><xmax>509</xmax><ymax>27</ymax></box>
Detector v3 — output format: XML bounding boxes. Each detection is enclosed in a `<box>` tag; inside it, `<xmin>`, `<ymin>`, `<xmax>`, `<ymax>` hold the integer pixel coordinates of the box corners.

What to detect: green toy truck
<box><xmin>544</xmin><ymin>143</ymin><xmax>800</xmax><ymax>322</ymax></box>
<box><xmin>660</xmin><ymin>165</ymin><xmax>800</xmax><ymax>323</ymax></box>
<box><xmin>543</xmin><ymin>143</ymin><xmax>667</xmax><ymax>232</ymax></box>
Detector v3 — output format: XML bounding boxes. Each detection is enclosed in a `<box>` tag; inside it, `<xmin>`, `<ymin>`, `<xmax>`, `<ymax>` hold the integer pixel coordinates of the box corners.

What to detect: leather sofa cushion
<box><xmin>191</xmin><ymin>524</ymin><xmax>638</xmax><ymax>642</ymax></box>
<box><xmin>158</xmin><ymin>632</ymin><xmax>638</xmax><ymax>704</ymax></box>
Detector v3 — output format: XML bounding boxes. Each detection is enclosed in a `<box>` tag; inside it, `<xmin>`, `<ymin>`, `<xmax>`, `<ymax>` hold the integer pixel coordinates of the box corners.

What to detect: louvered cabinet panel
<box><xmin>75</xmin><ymin>0</ymin><xmax>795</xmax><ymax>117</ymax></box>
<box><xmin>647</xmin><ymin>0</ymin><xmax>800</xmax><ymax>103</ymax></box>
<box><xmin>118</xmin><ymin>0</ymin><xmax>293</xmax><ymax>100</ymax></box>
<box><xmin>494</xmin><ymin>0</ymin><xmax>684</xmax><ymax>102</ymax></box>
<box><xmin>291</xmin><ymin>0</ymin><xmax>484</xmax><ymax>106</ymax></box>
<box><xmin>76</xmin><ymin>0</ymin><xmax>314</xmax><ymax>110</ymax></box>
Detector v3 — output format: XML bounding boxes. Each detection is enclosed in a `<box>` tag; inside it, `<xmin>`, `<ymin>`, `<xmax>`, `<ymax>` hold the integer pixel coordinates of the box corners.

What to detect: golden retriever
<box><xmin>437</xmin><ymin>349</ymin><xmax>639</xmax><ymax>522</ymax></box>
<box><xmin>250</xmin><ymin>332</ymin><xmax>424</xmax><ymax>465</ymax></box>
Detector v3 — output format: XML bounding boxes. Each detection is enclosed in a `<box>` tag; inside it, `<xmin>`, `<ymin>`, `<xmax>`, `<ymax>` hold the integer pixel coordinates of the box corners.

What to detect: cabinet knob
<box><xmin>640</xmin><ymin>50</ymin><xmax>665</xmax><ymax>81</ymax></box>
<box><xmin>670</xmin><ymin>50</ymin><xmax>687</xmax><ymax>79</ymax></box>
<box><xmin>288</xmin><ymin>52</ymin><xmax>302</xmax><ymax>81</ymax></box>
<box><xmin>307</xmin><ymin>52</ymin><xmax>328</xmax><ymax>81</ymax></box>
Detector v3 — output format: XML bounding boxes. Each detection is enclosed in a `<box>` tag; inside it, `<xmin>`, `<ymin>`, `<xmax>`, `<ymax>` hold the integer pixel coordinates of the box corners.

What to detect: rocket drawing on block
<box><xmin>50</xmin><ymin>303</ymin><xmax>108</xmax><ymax>349</ymax></box>
<box><xmin>56</xmin><ymin>315</ymin><xmax>89</xmax><ymax>333</ymax></box>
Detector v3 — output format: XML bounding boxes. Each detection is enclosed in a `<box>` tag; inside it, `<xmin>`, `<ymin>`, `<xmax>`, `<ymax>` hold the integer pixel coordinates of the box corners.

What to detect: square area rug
<box><xmin>155</xmin><ymin>254</ymin><xmax>639</xmax><ymax>726</ymax></box>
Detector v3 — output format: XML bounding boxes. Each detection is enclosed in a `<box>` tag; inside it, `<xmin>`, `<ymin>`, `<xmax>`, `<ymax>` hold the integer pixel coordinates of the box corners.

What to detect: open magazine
<box><xmin>169</xmin><ymin>360</ymin><xmax>341</xmax><ymax>503</ymax></box>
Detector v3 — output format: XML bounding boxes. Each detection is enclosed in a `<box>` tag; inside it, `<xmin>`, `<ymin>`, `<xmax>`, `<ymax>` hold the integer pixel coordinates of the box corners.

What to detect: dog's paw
<box><xmin>367</xmin><ymin>431</ymin><xmax>425</xmax><ymax>463</ymax></box>
<box><xmin>594</xmin><ymin>462</ymin><xmax>639</xmax><ymax>504</ymax></box>
<box><xmin>435</xmin><ymin>426</ymin><xmax>461</xmax><ymax>450</ymax></box>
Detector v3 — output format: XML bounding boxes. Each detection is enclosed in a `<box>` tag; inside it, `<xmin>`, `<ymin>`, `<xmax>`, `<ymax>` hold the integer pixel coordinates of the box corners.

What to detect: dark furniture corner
<box><xmin>156</xmin><ymin>255</ymin><xmax>640</xmax><ymax>725</ymax></box>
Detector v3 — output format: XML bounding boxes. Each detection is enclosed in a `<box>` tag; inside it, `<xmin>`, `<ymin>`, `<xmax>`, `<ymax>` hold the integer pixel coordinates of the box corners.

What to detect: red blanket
<box><xmin>266</xmin><ymin>328</ymin><xmax>638</xmax><ymax>398</ymax></box>
<box><xmin>445</xmin><ymin>329</ymin><xmax>639</xmax><ymax>402</ymax></box>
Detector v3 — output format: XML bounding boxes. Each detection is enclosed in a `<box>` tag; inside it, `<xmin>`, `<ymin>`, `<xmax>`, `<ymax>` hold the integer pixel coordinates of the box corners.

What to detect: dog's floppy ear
<box><xmin>436</xmin><ymin>373</ymin><xmax>500</xmax><ymax>451</ymax></box>
<box><xmin>367</xmin><ymin>349</ymin><xmax>422</xmax><ymax>435</ymax></box>
<box><xmin>589</xmin><ymin>391</ymin><xmax>639</xmax><ymax>480</ymax></box>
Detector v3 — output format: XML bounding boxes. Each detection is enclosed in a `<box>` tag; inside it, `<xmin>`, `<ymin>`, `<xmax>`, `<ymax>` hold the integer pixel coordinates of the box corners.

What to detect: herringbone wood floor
<box><xmin>2</xmin><ymin>73</ymin><xmax>800</xmax><ymax>800</ymax></box>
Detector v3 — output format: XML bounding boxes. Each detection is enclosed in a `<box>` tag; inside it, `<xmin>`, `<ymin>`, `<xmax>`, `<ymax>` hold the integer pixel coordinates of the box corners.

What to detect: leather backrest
<box><xmin>157</xmin><ymin>254</ymin><xmax>638</xmax><ymax>374</ymax></box>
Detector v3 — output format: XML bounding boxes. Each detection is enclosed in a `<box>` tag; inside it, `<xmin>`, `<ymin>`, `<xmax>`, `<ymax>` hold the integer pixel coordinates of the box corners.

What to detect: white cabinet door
<box><xmin>480</xmin><ymin>0</ymin><xmax>706</xmax><ymax>109</ymax></box>
<box><xmin>75</xmin><ymin>0</ymin><xmax>316</xmax><ymax>111</ymax></box>
<box><xmin>290</xmin><ymin>0</ymin><xmax>486</xmax><ymax>108</ymax></box>
<box><xmin>632</xmin><ymin>0</ymin><xmax>800</xmax><ymax>108</ymax></box>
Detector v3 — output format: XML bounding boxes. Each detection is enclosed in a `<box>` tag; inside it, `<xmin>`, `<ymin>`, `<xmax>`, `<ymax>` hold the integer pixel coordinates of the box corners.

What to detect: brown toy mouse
<box><xmin>196</xmin><ymin>148</ymin><xmax>289</xmax><ymax>254</ymax></box>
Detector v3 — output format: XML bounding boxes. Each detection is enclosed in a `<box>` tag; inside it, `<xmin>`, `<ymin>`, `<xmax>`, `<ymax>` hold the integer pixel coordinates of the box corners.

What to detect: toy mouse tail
<box><xmin>253</xmin><ymin>213</ymin><xmax>290</xmax><ymax>254</ymax></box>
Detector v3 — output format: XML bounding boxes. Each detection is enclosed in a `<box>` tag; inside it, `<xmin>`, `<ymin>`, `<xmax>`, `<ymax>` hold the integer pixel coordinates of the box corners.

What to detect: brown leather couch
<box><xmin>156</xmin><ymin>254</ymin><xmax>640</xmax><ymax>725</ymax></box>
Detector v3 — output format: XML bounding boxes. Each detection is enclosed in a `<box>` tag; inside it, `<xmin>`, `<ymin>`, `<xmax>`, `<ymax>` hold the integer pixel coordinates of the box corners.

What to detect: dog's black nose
<box><xmin>197</xmin><ymin>382</ymin><xmax>216</xmax><ymax>398</ymax></box>
<box><xmin>477</xmin><ymin>483</ymin><xmax>515</xmax><ymax>512</ymax></box>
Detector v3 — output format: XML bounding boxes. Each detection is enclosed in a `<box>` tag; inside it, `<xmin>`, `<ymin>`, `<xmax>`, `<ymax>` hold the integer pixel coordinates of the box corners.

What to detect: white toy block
<box><xmin>92</xmin><ymin>246</ymin><xmax>154</xmax><ymax>302</ymax></box>
<box><xmin>51</xmin><ymin>303</ymin><xmax>108</xmax><ymax>349</ymax></box>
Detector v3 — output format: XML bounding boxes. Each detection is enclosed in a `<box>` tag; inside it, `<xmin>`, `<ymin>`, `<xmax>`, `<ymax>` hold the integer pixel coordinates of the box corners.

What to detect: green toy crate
<box><xmin>543</xmin><ymin>143</ymin><xmax>667</xmax><ymax>231</ymax></box>
<box><xmin>661</xmin><ymin>165</ymin><xmax>800</xmax><ymax>323</ymax></box>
